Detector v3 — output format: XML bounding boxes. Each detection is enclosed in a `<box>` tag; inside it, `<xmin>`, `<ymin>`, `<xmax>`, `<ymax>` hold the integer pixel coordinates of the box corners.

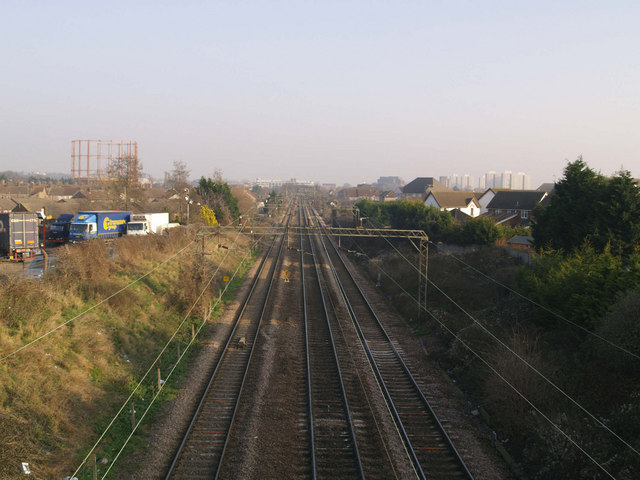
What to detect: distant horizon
<box><xmin>1</xmin><ymin>165</ymin><xmax>562</xmax><ymax>191</ymax></box>
<box><xmin>0</xmin><ymin>153</ymin><xmax>623</xmax><ymax>188</ymax></box>
<box><xmin>3</xmin><ymin>2</ymin><xmax>639</xmax><ymax>194</ymax></box>
<box><xmin>0</xmin><ymin>149</ymin><xmax>629</xmax><ymax>189</ymax></box>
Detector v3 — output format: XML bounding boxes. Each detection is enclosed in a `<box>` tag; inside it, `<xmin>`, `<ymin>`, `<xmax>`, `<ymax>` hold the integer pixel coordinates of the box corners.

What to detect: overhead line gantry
<box><xmin>200</xmin><ymin>224</ymin><xmax>430</xmax><ymax>320</ymax></box>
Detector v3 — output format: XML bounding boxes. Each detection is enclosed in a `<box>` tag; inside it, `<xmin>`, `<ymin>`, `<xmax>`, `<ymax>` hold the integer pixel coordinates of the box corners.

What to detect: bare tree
<box><xmin>107</xmin><ymin>155</ymin><xmax>144</xmax><ymax>209</ymax></box>
<box><xmin>165</xmin><ymin>160</ymin><xmax>190</xmax><ymax>191</ymax></box>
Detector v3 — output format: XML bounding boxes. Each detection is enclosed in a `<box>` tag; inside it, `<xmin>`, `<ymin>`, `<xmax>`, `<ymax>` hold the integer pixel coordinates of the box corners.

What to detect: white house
<box><xmin>425</xmin><ymin>191</ymin><xmax>480</xmax><ymax>217</ymax></box>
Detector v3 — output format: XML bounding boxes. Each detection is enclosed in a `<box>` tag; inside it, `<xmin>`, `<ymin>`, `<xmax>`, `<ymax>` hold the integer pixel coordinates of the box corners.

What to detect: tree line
<box><xmin>356</xmin><ymin>159</ymin><xmax>640</xmax><ymax>477</ymax></box>
<box><xmin>355</xmin><ymin>199</ymin><xmax>526</xmax><ymax>245</ymax></box>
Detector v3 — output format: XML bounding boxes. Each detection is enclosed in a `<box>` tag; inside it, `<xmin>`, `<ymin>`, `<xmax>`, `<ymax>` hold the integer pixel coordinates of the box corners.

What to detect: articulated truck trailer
<box><xmin>69</xmin><ymin>211</ymin><xmax>131</xmax><ymax>242</ymax></box>
<box><xmin>0</xmin><ymin>212</ymin><xmax>39</xmax><ymax>260</ymax></box>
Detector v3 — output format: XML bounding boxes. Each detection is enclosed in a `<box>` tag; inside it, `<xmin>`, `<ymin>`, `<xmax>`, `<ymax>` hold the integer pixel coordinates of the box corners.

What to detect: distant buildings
<box><xmin>374</xmin><ymin>176</ymin><xmax>404</xmax><ymax>191</ymax></box>
<box><xmin>443</xmin><ymin>170</ymin><xmax>531</xmax><ymax>191</ymax></box>
<box><xmin>250</xmin><ymin>178</ymin><xmax>316</xmax><ymax>189</ymax></box>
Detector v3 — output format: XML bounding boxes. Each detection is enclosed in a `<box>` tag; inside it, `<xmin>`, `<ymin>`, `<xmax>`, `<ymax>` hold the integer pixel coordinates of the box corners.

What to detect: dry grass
<box><xmin>0</xmin><ymin>226</ymin><xmax>252</xmax><ymax>478</ymax></box>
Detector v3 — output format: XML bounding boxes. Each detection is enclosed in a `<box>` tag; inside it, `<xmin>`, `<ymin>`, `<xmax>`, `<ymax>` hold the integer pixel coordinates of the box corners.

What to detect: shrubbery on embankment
<box><xmin>0</xmin><ymin>228</ymin><xmax>253</xmax><ymax>479</ymax></box>
<box><xmin>353</xmin><ymin>241</ymin><xmax>640</xmax><ymax>479</ymax></box>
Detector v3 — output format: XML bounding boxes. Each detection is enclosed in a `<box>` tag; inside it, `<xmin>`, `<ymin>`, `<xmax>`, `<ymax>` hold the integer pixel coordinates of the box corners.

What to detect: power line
<box><xmin>72</xmin><ymin>220</ymin><xmax>266</xmax><ymax>478</ymax></box>
<box><xmin>338</xmin><ymin>232</ymin><xmax>618</xmax><ymax>478</ymax></box>
<box><xmin>1</xmin><ymin>203</ymin><xmax>262</xmax><ymax>364</ymax></box>
<box><xmin>437</xmin><ymin>244</ymin><xmax>640</xmax><ymax>361</ymax></box>
<box><xmin>0</xmin><ymin>237</ymin><xmax>197</xmax><ymax>363</ymax></box>
<box><xmin>421</xmin><ymin>306</ymin><xmax>618</xmax><ymax>480</ymax></box>
<box><xmin>345</xmin><ymin>218</ymin><xmax>640</xmax><ymax>460</ymax></box>
<box><xmin>100</xmin><ymin>212</ymin><xmax>281</xmax><ymax>478</ymax></box>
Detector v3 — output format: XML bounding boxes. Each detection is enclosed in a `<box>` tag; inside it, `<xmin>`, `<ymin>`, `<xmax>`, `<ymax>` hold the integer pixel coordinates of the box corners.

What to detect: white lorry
<box><xmin>126</xmin><ymin>212</ymin><xmax>171</xmax><ymax>236</ymax></box>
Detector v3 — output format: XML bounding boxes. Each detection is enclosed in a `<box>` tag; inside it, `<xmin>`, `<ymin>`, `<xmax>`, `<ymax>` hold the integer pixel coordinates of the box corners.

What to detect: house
<box><xmin>485</xmin><ymin>190</ymin><xmax>548</xmax><ymax>225</ymax></box>
<box><xmin>477</xmin><ymin>188</ymin><xmax>510</xmax><ymax>214</ymax></box>
<box><xmin>0</xmin><ymin>184</ymin><xmax>31</xmax><ymax>199</ymax></box>
<box><xmin>48</xmin><ymin>185</ymin><xmax>84</xmax><ymax>201</ymax></box>
<box><xmin>424</xmin><ymin>191</ymin><xmax>480</xmax><ymax>217</ymax></box>
<box><xmin>83</xmin><ymin>189</ymin><xmax>111</xmax><ymax>202</ymax></box>
<box><xmin>0</xmin><ymin>198</ymin><xmax>15</xmax><ymax>212</ymax></box>
<box><xmin>537</xmin><ymin>183</ymin><xmax>555</xmax><ymax>192</ymax></box>
<box><xmin>11</xmin><ymin>202</ymin><xmax>29</xmax><ymax>213</ymax></box>
<box><xmin>401</xmin><ymin>177</ymin><xmax>448</xmax><ymax>200</ymax></box>
<box><xmin>70</xmin><ymin>190</ymin><xmax>89</xmax><ymax>200</ymax></box>
<box><xmin>375</xmin><ymin>176</ymin><xmax>404</xmax><ymax>191</ymax></box>
<box><xmin>379</xmin><ymin>190</ymin><xmax>397</xmax><ymax>202</ymax></box>
<box><xmin>336</xmin><ymin>185</ymin><xmax>379</xmax><ymax>202</ymax></box>
<box><xmin>29</xmin><ymin>185</ymin><xmax>48</xmax><ymax>199</ymax></box>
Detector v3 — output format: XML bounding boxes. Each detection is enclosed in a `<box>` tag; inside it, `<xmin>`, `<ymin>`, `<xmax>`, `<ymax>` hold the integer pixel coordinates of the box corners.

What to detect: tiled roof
<box><xmin>0</xmin><ymin>185</ymin><xmax>31</xmax><ymax>196</ymax></box>
<box><xmin>486</xmin><ymin>190</ymin><xmax>547</xmax><ymax>211</ymax></box>
<box><xmin>403</xmin><ymin>177</ymin><xmax>446</xmax><ymax>194</ymax></box>
<box><xmin>428</xmin><ymin>191</ymin><xmax>478</xmax><ymax>208</ymax></box>
<box><xmin>490</xmin><ymin>212</ymin><xmax>520</xmax><ymax>224</ymax></box>
<box><xmin>48</xmin><ymin>185</ymin><xmax>83</xmax><ymax>196</ymax></box>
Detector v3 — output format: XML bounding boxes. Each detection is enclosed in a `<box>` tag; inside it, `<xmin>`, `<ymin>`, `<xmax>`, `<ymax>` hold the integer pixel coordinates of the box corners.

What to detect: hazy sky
<box><xmin>2</xmin><ymin>1</ymin><xmax>639</xmax><ymax>187</ymax></box>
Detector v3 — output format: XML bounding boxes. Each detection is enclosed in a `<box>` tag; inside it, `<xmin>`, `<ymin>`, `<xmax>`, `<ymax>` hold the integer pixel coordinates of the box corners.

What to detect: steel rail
<box><xmin>214</xmin><ymin>209</ymin><xmax>292</xmax><ymax>479</ymax></box>
<box><xmin>302</xmin><ymin>203</ymin><xmax>365</xmax><ymax>479</ymax></box>
<box><xmin>314</xmin><ymin>207</ymin><xmax>474</xmax><ymax>480</ymax></box>
<box><xmin>164</xmin><ymin>208</ymin><xmax>292</xmax><ymax>479</ymax></box>
<box><xmin>300</xmin><ymin>205</ymin><xmax>317</xmax><ymax>480</ymax></box>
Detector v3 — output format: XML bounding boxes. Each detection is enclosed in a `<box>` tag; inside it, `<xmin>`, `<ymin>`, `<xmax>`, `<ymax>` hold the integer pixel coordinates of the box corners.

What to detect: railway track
<box><xmin>165</xmin><ymin>209</ymin><xmax>292</xmax><ymax>479</ymax></box>
<box><xmin>312</xmin><ymin>205</ymin><xmax>474</xmax><ymax>480</ymax></box>
<box><xmin>300</xmin><ymin>204</ymin><xmax>364</xmax><ymax>479</ymax></box>
<box><xmin>304</xmin><ymin>203</ymin><xmax>405</xmax><ymax>480</ymax></box>
<box><xmin>165</xmin><ymin>201</ymin><xmax>473</xmax><ymax>479</ymax></box>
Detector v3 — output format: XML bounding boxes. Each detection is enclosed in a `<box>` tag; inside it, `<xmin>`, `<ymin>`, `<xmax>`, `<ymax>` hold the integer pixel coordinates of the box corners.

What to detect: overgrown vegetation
<box><xmin>520</xmin><ymin>245</ymin><xmax>640</xmax><ymax>328</ymax></box>
<box><xmin>352</xmin><ymin>241</ymin><xmax>640</xmax><ymax>479</ymax></box>
<box><xmin>533</xmin><ymin>157</ymin><xmax>640</xmax><ymax>255</ymax></box>
<box><xmin>0</xmin><ymin>227</ymin><xmax>254</xmax><ymax>479</ymax></box>
<box><xmin>350</xmin><ymin>159</ymin><xmax>640</xmax><ymax>478</ymax></box>
<box><xmin>197</xmin><ymin>175</ymin><xmax>240</xmax><ymax>223</ymax></box>
<box><xmin>199</xmin><ymin>204</ymin><xmax>218</xmax><ymax>226</ymax></box>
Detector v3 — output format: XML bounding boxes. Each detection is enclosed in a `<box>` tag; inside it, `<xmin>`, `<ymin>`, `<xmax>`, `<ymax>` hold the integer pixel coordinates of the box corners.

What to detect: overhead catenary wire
<box><xmin>355</xmin><ymin>217</ymin><xmax>640</xmax><ymax>460</ymax></box>
<box><xmin>338</xmin><ymin>227</ymin><xmax>619</xmax><ymax>478</ymax></box>
<box><xmin>72</xmin><ymin>211</ymin><xmax>268</xmax><ymax>478</ymax></box>
<box><xmin>363</xmin><ymin>215</ymin><xmax>639</xmax><ymax>361</ymax></box>
<box><xmin>438</xmin><ymin>243</ymin><xmax>640</xmax><ymax>361</ymax></box>
<box><xmin>305</xmin><ymin>204</ymin><xmax>401</xmax><ymax>479</ymax></box>
<box><xmin>330</xmin><ymin>217</ymin><xmax>631</xmax><ymax>474</ymax></box>
<box><xmin>420</xmin><ymin>305</ymin><xmax>618</xmax><ymax>479</ymax></box>
<box><xmin>313</xmin><ymin>213</ymin><xmax>425</xmax><ymax>479</ymax></box>
<box><xmin>99</xmin><ymin>234</ymin><xmax>265</xmax><ymax>479</ymax></box>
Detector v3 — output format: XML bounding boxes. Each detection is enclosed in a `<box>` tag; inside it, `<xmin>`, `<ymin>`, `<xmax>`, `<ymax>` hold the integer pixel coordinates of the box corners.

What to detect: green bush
<box><xmin>519</xmin><ymin>245</ymin><xmax>640</xmax><ymax>329</ymax></box>
<box><xmin>356</xmin><ymin>199</ymin><xmax>510</xmax><ymax>245</ymax></box>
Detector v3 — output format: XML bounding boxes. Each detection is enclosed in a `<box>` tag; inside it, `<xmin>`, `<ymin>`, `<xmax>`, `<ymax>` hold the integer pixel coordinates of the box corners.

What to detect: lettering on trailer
<box><xmin>103</xmin><ymin>217</ymin><xmax>126</xmax><ymax>231</ymax></box>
